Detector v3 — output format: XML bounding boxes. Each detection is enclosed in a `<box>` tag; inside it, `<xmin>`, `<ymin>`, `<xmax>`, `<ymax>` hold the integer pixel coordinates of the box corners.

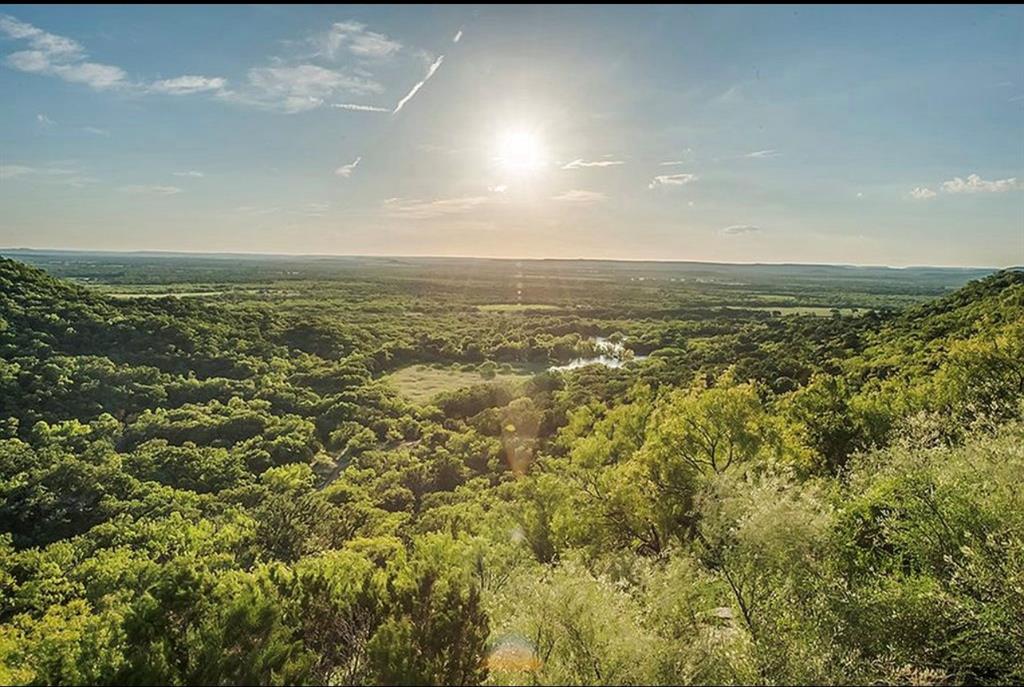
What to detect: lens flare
<box><xmin>485</xmin><ymin>634</ymin><xmax>542</xmax><ymax>673</ymax></box>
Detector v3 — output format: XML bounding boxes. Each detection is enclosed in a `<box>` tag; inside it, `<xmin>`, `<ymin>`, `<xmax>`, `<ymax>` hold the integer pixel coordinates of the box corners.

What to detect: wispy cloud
<box><xmin>744</xmin><ymin>149</ymin><xmax>780</xmax><ymax>159</ymax></box>
<box><xmin>0</xmin><ymin>164</ymin><xmax>47</xmax><ymax>180</ymax></box>
<box><xmin>1</xmin><ymin>14</ymin><xmax>225</xmax><ymax>96</ymax></box>
<box><xmin>233</xmin><ymin>202</ymin><xmax>329</xmax><ymax>219</ymax></box>
<box><xmin>0</xmin><ymin>163</ymin><xmax>94</xmax><ymax>187</ymax></box>
<box><xmin>659</xmin><ymin>149</ymin><xmax>694</xmax><ymax>166</ymax></box>
<box><xmin>118</xmin><ymin>184</ymin><xmax>182</xmax><ymax>195</ymax></box>
<box><xmin>384</xmin><ymin>195</ymin><xmax>490</xmax><ymax>219</ymax></box>
<box><xmin>335</xmin><ymin>156</ymin><xmax>361</xmax><ymax>178</ymax></box>
<box><xmin>553</xmin><ymin>189</ymin><xmax>607</xmax><ymax>203</ymax></box>
<box><xmin>722</xmin><ymin>224</ymin><xmax>762</xmax><ymax>235</ymax></box>
<box><xmin>0</xmin><ymin>15</ymin><xmax>80</xmax><ymax>56</ymax></box>
<box><xmin>303</xmin><ymin>202</ymin><xmax>330</xmax><ymax>217</ymax></box>
<box><xmin>648</xmin><ymin>173</ymin><xmax>697</xmax><ymax>189</ymax></box>
<box><xmin>220</xmin><ymin>19</ymin><xmax>413</xmax><ymax>114</ymax></box>
<box><xmin>1</xmin><ymin>14</ymin><xmax>126</xmax><ymax>90</ymax></box>
<box><xmin>83</xmin><ymin>126</ymin><xmax>109</xmax><ymax>136</ymax></box>
<box><xmin>314</xmin><ymin>21</ymin><xmax>402</xmax><ymax>60</ymax></box>
<box><xmin>36</xmin><ymin>113</ymin><xmax>54</xmax><ymax>126</ymax></box>
<box><xmin>221</xmin><ymin>64</ymin><xmax>383</xmax><ymax>113</ymax></box>
<box><xmin>332</xmin><ymin>102</ymin><xmax>390</xmax><ymax>112</ymax></box>
<box><xmin>172</xmin><ymin>170</ymin><xmax>205</xmax><ymax>178</ymax></box>
<box><xmin>1</xmin><ymin>13</ymin><xmax>442</xmax><ymax>120</ymax></box>
<box><xmin>941</xmin><ymin>173</ymin><xmax>1020</xmax><ymax>194</ymax></box>
<box><xmin>908</xmin><ymin>174</ymin><xmax>1020</xmax><ymax>201</ymax></box>
<box><xmin>393</xmin><ymin>55</ymin><xmax>444</xmax><ymax>115</ymax></box>
<box><xmin>234</xmin><ymin>205</ymin><xmax>281</xmax><ymax>216</ymax></box>
<box><xmin>150</xmin><ymin>75</ymin><xmax>226</xmax><ymax>95</ymax></box>
<box><xmin>715</xmin><ymin>84</ymin><xmax>745</xmax><ymax>104</ymax></box>
<box><xmin>909</xmin><ymin>186</ymin><xmax>937</xmax><ymax>200</ymax></box>
<box><xmin>561</xmin><ymin>159</ymin><xmax>625</xmax><ymax>170</ymax></box>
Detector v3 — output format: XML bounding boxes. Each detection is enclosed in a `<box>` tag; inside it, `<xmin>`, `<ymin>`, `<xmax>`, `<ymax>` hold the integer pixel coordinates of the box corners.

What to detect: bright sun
<box><xmin>495</xmin><ymin>128</ymin><xmax>546</xmax><ymax>176</ymax></box>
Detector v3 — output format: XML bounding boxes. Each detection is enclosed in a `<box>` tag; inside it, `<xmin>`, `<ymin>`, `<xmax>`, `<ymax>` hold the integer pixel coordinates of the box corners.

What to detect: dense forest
<box><xmin>0</xmin><ymin>254</ymin><xmax>1022</xmax><ymax>685</ymax></box>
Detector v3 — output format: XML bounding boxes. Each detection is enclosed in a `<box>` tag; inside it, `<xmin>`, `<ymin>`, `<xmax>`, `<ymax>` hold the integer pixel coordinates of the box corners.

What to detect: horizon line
<box><xmin>0</xmin><ymin>246</ymin><xmax>1008</xmax><ymax>272</ymax></box>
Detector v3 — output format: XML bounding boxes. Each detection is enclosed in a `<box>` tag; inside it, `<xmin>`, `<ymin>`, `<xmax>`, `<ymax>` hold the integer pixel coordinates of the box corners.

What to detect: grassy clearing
<box><xmin>106</xmin><ymin>291</ymin><xmax>233</xmax><ymax>299</ymax></box>
<box><xmin>476</xmin><ymin>303</ymin><xmax>561</xmax><ymax>312</ymax></box>
<box><xmin>735</xmin><ymin>305</ymin><xmax>862</xmax><ymax>316</ymax></box>
<box><xmin>383</xmin><ymin>364</ymin><xmax>539</xmax><ymax>404</ymax></box>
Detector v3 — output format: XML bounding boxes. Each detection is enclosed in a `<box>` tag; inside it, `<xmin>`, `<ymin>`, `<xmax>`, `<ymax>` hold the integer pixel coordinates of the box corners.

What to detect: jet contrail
<box><xmin>393</xmin><ymin>55</ymin><xmax>444</xmax><ymax>115</ymax></box>
<box><xmin>333</xmin><ymin>103</ymin><xmax>390</xmax><ymax>112</ymax></box>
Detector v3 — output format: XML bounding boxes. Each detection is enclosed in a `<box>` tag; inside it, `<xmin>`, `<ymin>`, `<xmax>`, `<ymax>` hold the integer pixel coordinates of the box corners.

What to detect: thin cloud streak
<box><xmin>118</xmin><ymin>185</ymin><xmax>182</xmax><ymax>195</ymax></box>
<box><xmin>383</xmin><ymin>195</ymin><xmax>490</xmax><ymax>219</ymax></box>
<box><xmin>332</xmin><ymin>102</ymin><xmax>390</xmax><ymax>112</ymax></box>
<box><xmin>150</xmin><ymin>75</ymin><xmax>226</xmax><ymax>95</ymax></box>
<box><xmin>392</xmin><ymin>55</ymin><xmax>444</xmax><ymax>115</ymax></box>
<box><xmin>722</xmin><ymin>224</ymin><xmax>762</xmax><ymax>235</ymax></box>
<box><xmin>648</xmin><ymin>173</ymin><xmax>697</xmax><ymax>189</ymax></box>
<box><xmin>0</xmin><ymin>164</ymin><xmax>94</xmax><ymax>188</ymax></box>
<box><xmin>335</xmin><ymin>156</ymin><xmax>361</xmax><ymax>178</ymax></box>
<box><xmin>561</xmin><ymin>159</ymin><xmax>625</xmax><ymax>170</ymax></box>
<box><xmin>553</xmin><ymin>189</ymin><xmax>607</xmax><ymax>203</ymax></box>
<box><xmin>1</xmin><ymin>164</ymin><xmax>65</xmax><ymax>180</ymax></box>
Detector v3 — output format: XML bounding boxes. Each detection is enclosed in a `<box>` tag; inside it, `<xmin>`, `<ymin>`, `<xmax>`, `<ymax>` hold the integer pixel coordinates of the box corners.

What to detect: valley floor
<box><xmin>0</xmin><ymin>253</ymin><xmax>1021</xmax><ymax>685</ymax></box>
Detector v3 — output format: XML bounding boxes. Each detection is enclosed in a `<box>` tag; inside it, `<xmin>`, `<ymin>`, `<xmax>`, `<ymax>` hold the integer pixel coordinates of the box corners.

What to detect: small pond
<box><xmin>548</xmin><ymin>336</ymin><xmax>648</xmax><ymax>372</ymax></box>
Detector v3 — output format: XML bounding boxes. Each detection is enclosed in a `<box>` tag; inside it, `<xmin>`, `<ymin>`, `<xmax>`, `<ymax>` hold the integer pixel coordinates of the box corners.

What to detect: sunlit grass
<box><xmin>383</xmin><ymin>364</ymin><xmax>538</xmax><ymax>404</ymax></box>
<box><xmin>476</xmin><ymin>303</ymin><xmax>561</xmax><ymax>312</ymax></box>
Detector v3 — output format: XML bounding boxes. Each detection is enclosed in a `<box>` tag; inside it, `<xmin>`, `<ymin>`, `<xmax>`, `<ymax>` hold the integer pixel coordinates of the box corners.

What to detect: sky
<box><xmin>0</xmin><ymin>4</ymin><xmax>1022</xmax><ymax>267</ymax></box>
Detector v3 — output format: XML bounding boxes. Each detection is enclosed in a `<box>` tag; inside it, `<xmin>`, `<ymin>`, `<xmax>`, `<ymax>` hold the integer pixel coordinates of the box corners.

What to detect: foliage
<box><xmin>0</xmin><ymin>255</ymin><xmax>1021</xmax><ymax>685</ymax></box>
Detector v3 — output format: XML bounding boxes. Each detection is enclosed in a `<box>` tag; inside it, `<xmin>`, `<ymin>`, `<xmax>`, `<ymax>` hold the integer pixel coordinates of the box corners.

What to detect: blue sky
<box><xmin>1</xmin><ymin>4</ymin><xmax>1021</xmax><ymax>266</ymax></box>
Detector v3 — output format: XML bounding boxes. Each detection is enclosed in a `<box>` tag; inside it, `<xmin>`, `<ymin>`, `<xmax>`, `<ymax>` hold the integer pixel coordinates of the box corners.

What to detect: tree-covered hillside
<box><xmin>0</xmin><ymin>257</ymin><xmax>1021</xmax><ymax>685</ymax></box>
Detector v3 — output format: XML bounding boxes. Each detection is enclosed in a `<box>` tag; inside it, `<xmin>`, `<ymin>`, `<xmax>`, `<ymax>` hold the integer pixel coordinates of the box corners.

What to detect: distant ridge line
<box><xmin>0</xmin><ymin>248</ymin><xmax>1002</xmax><ymax>272</ymax></box>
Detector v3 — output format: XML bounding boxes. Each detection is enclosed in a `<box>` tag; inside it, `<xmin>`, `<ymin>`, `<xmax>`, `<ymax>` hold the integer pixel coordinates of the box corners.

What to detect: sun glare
<box><xmin>494</xmin><ymin>127</ymin><xmax>546</xmax><ymax>175</ymax></box>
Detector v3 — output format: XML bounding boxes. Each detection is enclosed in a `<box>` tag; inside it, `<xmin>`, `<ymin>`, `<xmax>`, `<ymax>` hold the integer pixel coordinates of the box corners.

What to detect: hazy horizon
<box><xmin>1</xmin><ymin>245</ymin><xmax>1011</xmax><ymax>271</ymax></box>
<box><xmin>2</xmin><ymin>5</ymin><xmax>1023</xmax><ymax>266</ymax></box>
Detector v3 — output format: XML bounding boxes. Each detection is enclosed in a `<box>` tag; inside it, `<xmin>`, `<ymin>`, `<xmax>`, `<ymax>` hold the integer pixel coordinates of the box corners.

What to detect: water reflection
<box><xmin>548</xmin><ymin>336</ymin><xmax>647</xmax><ymax>372</ymax></box>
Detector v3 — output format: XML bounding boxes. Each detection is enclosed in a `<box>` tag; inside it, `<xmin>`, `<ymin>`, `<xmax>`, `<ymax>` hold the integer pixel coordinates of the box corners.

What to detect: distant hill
<box><xmin>0</xmin><ymin>248</ymin><xmax>998</xmax><ymax>294</ymax></box>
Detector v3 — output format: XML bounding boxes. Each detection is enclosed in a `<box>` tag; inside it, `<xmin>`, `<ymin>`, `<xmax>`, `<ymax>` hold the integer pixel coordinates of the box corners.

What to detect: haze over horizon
<box><xmin>0</xmin><ymin>245</ymin><xmax>1010</xmax><ymax>272</ymax></box>
<box><xmin>2</xmin><ymin>5</ymin><xmax>1022</xmax><ymax>267</ymax></box>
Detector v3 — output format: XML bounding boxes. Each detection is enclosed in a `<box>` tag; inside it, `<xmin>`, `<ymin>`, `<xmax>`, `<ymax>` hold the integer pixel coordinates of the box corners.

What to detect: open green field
<box><xmin>476</xmin><ymin>303</ymin><xmax>562</xmax><ymax>312</ymax></box>
<box><xmin>383</xmin><ymin>364</ymin><xmax>539</xmax><ymax>404</ymax></box>
<box><xmin>105</xmin><ymin>290</ymin><xmax>234</xmax><ymax>299</ymax></box>
<box><xmin>723</xmin><ymin>305</ymin><xmax>863</xmax><ymax>316</ymax></box>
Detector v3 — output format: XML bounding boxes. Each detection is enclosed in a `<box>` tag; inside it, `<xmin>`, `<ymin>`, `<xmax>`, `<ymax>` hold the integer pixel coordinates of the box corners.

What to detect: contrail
<box><xmin>333</xmin><ymin>103</ymin><xmax>389</xmax><ymax>112</ymax></box>
<box><xmin>393</xmin><ymin>55</ymin><xmax>444</xmax><ymax>115</ymax></box>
